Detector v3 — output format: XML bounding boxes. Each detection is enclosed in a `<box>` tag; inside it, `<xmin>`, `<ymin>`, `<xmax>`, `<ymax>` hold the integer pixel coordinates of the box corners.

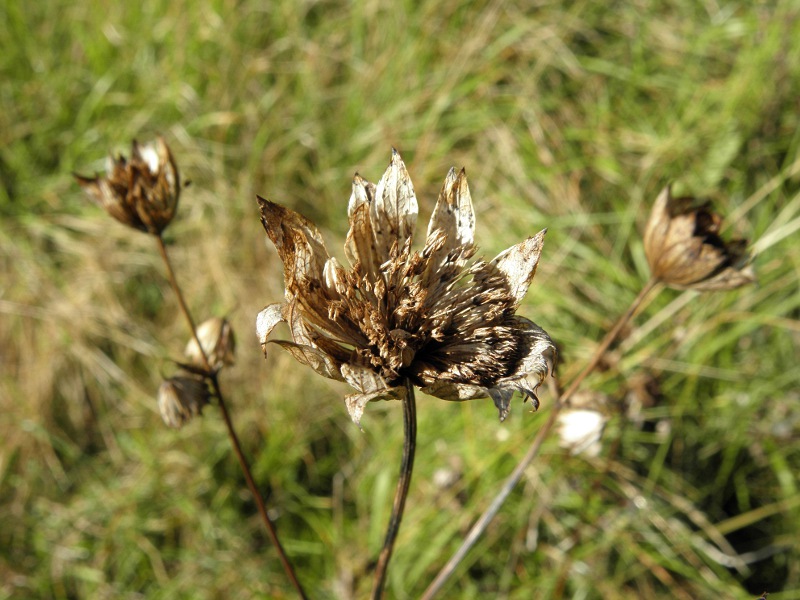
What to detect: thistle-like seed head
<box><xmin>184</xmin><ymin>317</ymin><xmax>236</xmax><ymax>372</ymax></box>
<box><xmin>157</xmin><ymin>375</ymin><xmax>210</xmax><ymax>428</ymax></box>
<box><xmin>256</xmin><ymin>149</ymin><xmax>556</xmax><ymax>425</ymax></box>
<box><xmin>643</xmin><ymin>186</ymin><xmax>755</xmax><ymax>291</ymax></box>
<box><xmin>74</xmin><ymin>136</ymin><xmax>180</xmax><ymax>235</ymax></box>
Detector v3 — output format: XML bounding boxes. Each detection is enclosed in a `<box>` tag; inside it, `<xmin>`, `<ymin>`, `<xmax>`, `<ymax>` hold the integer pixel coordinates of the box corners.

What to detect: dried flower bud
<box><xmin>643</xmin><ymin>186</ymin><xmax>755</xmax><ymax>291</ymax></box>
<box><xmin>74</xmin><ymin>136</ymin><xmax>180</xmax><ymax>235</ymax></box>
<box><xmin>184</xmin><ymin>317</ymin><xmax>236</xmax><ymax>371</ymax></box>
<box><xmin>157</xmin><ymin>375</ymin><xmax>210</xmax><ymax>428</ymax></box>
<box><xmin>556</xmin><ymin>409</ymin><xmax>606</xmax><ymax>456</ymax></box>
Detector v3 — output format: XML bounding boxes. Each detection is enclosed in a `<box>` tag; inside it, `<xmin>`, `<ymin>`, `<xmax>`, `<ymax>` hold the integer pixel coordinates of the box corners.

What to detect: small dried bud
<box><xmin>643</xmin><ymin>186</ymin><xmax>755</xmax><ymax>291</ymax></box>
<box><xmin>74</xmin><ymin>136</ymin><xmax>180</xmax><ymax>235</ymax></box>
<box><xmin>184</xmin><ymin>317</ymin><xmax>236</xmax><ymax>371</ymax></box>
<box><xmin>556</xmin><ymin>409</ymin><xmax>606</xmax><ymax>456</ymax></box>
<box><xmin>157</xmin><ymin>375</ymin><xmax>210</xmax><ymax>428</ymax></box>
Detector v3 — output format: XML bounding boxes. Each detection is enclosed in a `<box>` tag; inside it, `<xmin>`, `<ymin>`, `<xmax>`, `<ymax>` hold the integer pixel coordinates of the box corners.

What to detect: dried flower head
<box><xmin>643</xmin><ymin>186</ymin><xmax>755</xmax><ymax>291</ymax></box>
<box><xmin>75</xmin><ymin>136</ymin><xmax>180</xmax><ymax>235</ymax></box>
<box><xmin>185</xmin><ymin>317</ymin><xmax>236</xmax><ymax>372</ymax></box>
<box><xmin>257</xmin><ymin>149</ymin><xmax>555</xmax><ymax>424</ymax></box>
<box><xmin>157</xmin><ymin>375</ymin><xmax>210</xmax><ymax>428</ymax></box>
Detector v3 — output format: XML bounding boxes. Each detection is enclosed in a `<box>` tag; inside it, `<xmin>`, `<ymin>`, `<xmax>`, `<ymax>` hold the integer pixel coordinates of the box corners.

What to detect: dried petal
<box><xmin>258</xmin><ymin>197</ymin><xmax>330</xmax><ymax>294</ymax></box>
<box><xmin>426</xmin><ymin>167</ymin><xmax>476</xmax><ymax>253</ymax></box>
<box><xmin>345</xmin><ymin>182</ymin><xmax>380</xmax><ymax>277</ymax></box>
<box><xmin>486</xmin><ymin>230</ymin><xmax>547</xmax><ymax>307</ymax></box>
<box><xmin>370</xmin><ymin>149</ymin><xmax>418</xmax><ymax>263</ymax></box>
<box><xmin>422</xmin><ymin>168</ymin><xmax>477</xmax><ymax>287</ymax></box>
<box><xmin>256</xmin><ymin>303</ymin><xmax>286</xmax><ymax>349</ymax></box>
<box><xmin>270</xmin><ymin>340</ymin><xmax>344</xmax><ymax>381</ymax></box>
<box><xmin>417</xmin><ymin>380</ymin><xmax>489</xmax><ymax>401</ymax></box>
<box><xmin>342</xmin><ymin>363</ymin><xmax>405</xmax><ymax>425</ymax></box>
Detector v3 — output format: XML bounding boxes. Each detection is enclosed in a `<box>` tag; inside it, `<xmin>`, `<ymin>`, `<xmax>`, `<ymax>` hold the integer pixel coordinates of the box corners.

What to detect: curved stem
<box><xmin>155</xmin><ymin>235</ymin><xmax>308</xmax><ymax>599</ymax></box>
<box><xmin>371</xmin><ymin>379</ymin><xmax>417</xmax><ymax>599</ymax></box>
<box><xmin>420</xmin><ymin>277</ymin><xmax>660</xmax><ymax>600</ymax></box>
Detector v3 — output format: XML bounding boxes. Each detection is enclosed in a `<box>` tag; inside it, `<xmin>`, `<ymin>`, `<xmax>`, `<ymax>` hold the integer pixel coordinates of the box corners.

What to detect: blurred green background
<box><xmin>2</xmin><ymin>0</ymin><xmax>799</xmax><ymax>598</ymax></box>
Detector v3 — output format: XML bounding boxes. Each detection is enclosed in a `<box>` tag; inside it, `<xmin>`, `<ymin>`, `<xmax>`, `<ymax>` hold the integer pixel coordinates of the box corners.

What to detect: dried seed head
<box><xmin>556</xmin><ymin>409</ymin><xmax>606</xmax><ymax>457</ymax></box>
<box><xmin>257</xmin><ymin>149</ymin><xmax>555</xmax><ymax>425</ymax></box>
<box><xmin>157</xmin><ymin>375</ymin><xmax>210</xmax><ymax>428</ymax></box>
<box><xmin>185</xmin><ymin>317</ymin><xmax>236</xmax><ymax>371</ymax></box>
<box><xmin>643</xmin><ymin>186</ymin><xmax>755</xmax><ymax>291</ymax></box>
<box><xmin>74</xmin><ymin>136</ymin><xmax>180</xmax><ymax>235</ymax></box>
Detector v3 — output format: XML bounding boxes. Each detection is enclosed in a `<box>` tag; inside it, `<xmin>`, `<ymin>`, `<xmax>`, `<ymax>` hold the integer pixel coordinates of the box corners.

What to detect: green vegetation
<box><xmin>2</xmin><ymin>0</ymin><xmax>799</xmax><ymax>598</ymax></box>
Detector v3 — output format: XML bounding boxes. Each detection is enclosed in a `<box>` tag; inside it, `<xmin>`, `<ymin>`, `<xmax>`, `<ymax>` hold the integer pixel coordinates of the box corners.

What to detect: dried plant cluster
<box><xmin>156</xmin><ymin>316</ymin><xmax>236</xmax><ymax>429</ymax></box>
<box><xmin>75</xmin><ymin>136</ymin><xmax>759</xmax><ymax>599</ymax></box>
<box><xmin>257</xmin><ymin>149</ymin><xmax>556</xmax><ymax>424</ymax></box>
<box><xmin>75</xmin><ymin>140</ymin><xmax>236</xmax><ymax>429</ymax></box>
<box><xmin>75</xmin><ymin>139</ymin><xmax>306</xmax><ymax>596</ymax></box>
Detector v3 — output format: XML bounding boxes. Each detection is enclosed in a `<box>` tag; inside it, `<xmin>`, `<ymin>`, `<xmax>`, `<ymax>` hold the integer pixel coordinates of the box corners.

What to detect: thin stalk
<box><xmin>371</xmin><ymin>379</ymin><xmax>418</xmax><ymax>599</ymax></box>
<box><xmin>420</xmin><ymin>277</ymin><xmax>660</xmax><ymax>600</ymax></box>
<box><xmin>155</xmin><ymin>235</ymin><xmax>308</xmax><ymax>600</ymax></box>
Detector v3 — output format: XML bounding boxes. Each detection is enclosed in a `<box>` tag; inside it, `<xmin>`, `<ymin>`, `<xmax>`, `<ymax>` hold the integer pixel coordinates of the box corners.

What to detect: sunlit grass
<box><xmin>2</xmin><ymin>0</ymin><xmax>799</xmax><ymax>598</ymax></box>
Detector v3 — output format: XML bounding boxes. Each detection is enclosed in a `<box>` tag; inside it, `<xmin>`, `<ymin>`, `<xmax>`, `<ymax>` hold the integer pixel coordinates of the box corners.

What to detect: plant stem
<box><xmin>155</xmin><ymin>235</ymin><xmax>308</xmax><ymax>599</ymax></box>
<box><xmin>371</xmin><ymin>379</ymin><xmax>418</xmax><ymax>599</ymax></box>
<box><xmin>420</xmin><ymin>277</ymin><xmax>660</xmax><ymax>600</ymax></box>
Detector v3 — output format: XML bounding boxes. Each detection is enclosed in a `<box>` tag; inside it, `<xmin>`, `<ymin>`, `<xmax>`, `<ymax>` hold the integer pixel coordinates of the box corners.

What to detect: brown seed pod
<box><xmin>643</xmin><ymin>185</ymin><xmax>755</xmax><ymax>291</ymax></box>
<box><xmin>75</xmin><ymin>137</ymin><xmax>180</xmax><ymax>235</ymax></box>
<box><xmin>157</xmin><ymin>375</ymin><xmax>210</xmax><ymax>429</ymax></box>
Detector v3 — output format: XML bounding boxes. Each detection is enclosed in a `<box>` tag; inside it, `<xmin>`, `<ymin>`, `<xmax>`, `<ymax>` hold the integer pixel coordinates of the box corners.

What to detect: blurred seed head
<box><xmin>184</xmin><ymin>317</ymin><xmax>236</xmax><ymax>372</ymax></box>
<box><xmin>157</xmin><ymin>375</ymin><xmax>210</xmax><ymax>428</ymax></box>
<box><xmin>556</xmin><ymin>409</ymin><xmax>607</xmax><ymax>456</ymax></box>
<box><xmin>257</xmin><ymin>149</ymin><xmax>555</xmax><ymax>425</ymax></box>
<box><xmin>74</xmin><ymin>136</ymin><xmax>180</xmax><ymax>235</ymax></box>
<box><xmin>643</xmin><ymin>186</ymin><xmax>755</xmax><ymax>291</ymax></box>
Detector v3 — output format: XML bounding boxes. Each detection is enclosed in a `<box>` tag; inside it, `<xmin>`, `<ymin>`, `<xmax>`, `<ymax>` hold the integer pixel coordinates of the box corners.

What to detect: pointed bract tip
<box><xmin>525</xmin><ymin>391</ymin><xmax>540</xmax><ymax>411</ymax></box>
<box><xmin>256</xmin><ymin>195</ymin><xmax>278</xmax><ymax>212</ymax></box>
